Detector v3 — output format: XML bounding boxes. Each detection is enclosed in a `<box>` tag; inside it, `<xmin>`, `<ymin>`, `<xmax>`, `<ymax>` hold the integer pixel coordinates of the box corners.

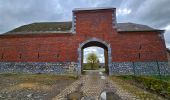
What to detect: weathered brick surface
<box><xmin>0</xmin><ymin>9</ymin><xmax>167</xmax><ymax>63</ymax></box>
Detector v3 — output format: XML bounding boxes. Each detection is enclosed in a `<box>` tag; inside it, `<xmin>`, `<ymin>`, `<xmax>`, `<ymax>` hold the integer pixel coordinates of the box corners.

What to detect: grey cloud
<box><xmin>117</xmin><ymin>0</ymin><xmax>170</xmax><ymax>47</ymax></box>
<box><xmin>0</xmin><ymin>0</ymin><xmax>64</xmax><ymax>33</ymax></box>
<box><xmin>83</xmin><ymin>47</ymin><xmax>104</xmax><ymax>63</ymax></box>
<box><xmin>96</xmin><ymin>0</ymin><xmax>123</xmax><ymax>8</ymax></box>
<box><xmin>0</xmin><ymin>0</ymin><xmax>170</xmax><ymax>49</ymax></box>
<box><xmin>165</xmin><ymin>29</ymin><xmax>170</xmax><ymax>45</ymax></box>
<box><xmin>122</xmin><ymin>0</ymin><xmax>170</xmax><ymax>28</ymax></box>
<box><xmin>0</xmin><ymin>0</ymin><xmax>122</xmax><ymax>33</ymax></box>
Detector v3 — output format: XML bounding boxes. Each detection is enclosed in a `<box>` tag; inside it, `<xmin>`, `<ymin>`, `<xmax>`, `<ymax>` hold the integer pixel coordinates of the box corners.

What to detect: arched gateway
<box><xmin>78</xmin><ymin>38</ymin><xmax>112</xmax><ymax>75</ymax></box>
<box><xmin>0</xmin><ymin>7</ymin><xmax>169</xmax><ymax>75</ymax></box>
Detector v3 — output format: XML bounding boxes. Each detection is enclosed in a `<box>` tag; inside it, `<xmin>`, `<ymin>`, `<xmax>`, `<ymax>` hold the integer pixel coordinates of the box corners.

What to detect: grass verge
<box><xmin>110</xmin><ymin>76</ymin><xmax>166</xmax><ymax>100</ymax></box>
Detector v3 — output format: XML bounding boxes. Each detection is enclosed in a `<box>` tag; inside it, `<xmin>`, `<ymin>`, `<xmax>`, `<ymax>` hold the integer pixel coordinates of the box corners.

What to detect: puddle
<box><xmin>100</xmin><ymin>91</ymin><xmax>122</xmax><ymax>100</ymax></box>
<box><xmin>99</xmin><ymin>72</ymin><xmax>103</xmax><ymax>75</ymax></box>
<box><xmin>67</xmin><ymin>91</ymin><xmax>82</xmax><ymax>100</ymax></box>
<box><xmin>67</xmin><ymin>83</ymin><xmax>83</xmax><ymax>100</ymax></box>
<box><xmin>100</xmin><ymin>76</ymin><xmax>106</xmax><ymax>80</ymax></box>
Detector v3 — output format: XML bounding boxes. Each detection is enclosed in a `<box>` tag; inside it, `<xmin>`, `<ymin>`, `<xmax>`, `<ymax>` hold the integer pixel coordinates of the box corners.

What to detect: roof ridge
<box><xmin>3</xmin><ymin>21</ymin><xmax>162</xmax><ymax>35</ymax></box>
<box><xmin>117</xmin><ymin>22</ymin><xmax>155</xmax><ymax>30</ymax></box>
<box><xmin>73</xmin><ymin>7</ymin><xmax>115</xmax><ymax>11</ymax></box>
<box><xmin>32</xmin><ymin>21</ymin><xmax>72</xmax><ymax>24</ymax></box>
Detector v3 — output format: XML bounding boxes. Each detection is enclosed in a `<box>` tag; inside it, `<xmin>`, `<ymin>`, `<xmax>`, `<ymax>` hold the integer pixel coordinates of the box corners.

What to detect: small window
<box><xmin>19</xmin><ymin>54</ymin><xmax>22</xmax><ymax>59</ymax></box>
<box><xmin>57</xmin><ymin>54</ymin><xmax>60</xmax><ymax>58</ymax></box>
<box><xmin>139</xmin><ymin>45</ymin><xmax>142</xmax><ymax>50</ymax></box>
<box><xmin>138</xmin><ymin>53</ymin><xmax>141</xmax><ymax>59</ymax></box>
<box><xmin>38</xmin><ymin>52</ymin><xmax>40</xmax><ymax>59</ymax></box>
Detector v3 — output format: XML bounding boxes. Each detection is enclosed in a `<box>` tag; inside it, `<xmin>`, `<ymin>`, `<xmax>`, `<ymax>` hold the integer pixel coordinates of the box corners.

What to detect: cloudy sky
<box><xmin>83</xmin><ymin>47</ymin><xmax>104</xmax><ymax>63</ymax></box>
<box><xmin>0</xmin><ymin>0</ymin><xmax>170</xmax><ymax>63</ymax></box>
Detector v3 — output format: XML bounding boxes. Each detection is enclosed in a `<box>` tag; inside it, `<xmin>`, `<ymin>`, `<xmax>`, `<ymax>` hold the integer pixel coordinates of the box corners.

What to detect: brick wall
<box><xmin>0</xmin><ymin>8</ymin><xmax>167</xmax><ymax>63</ymax></box>
<box><xmin>0</xmin><ymin>31</ymin><xmax>167</xmax><ymax>62</ymax></box>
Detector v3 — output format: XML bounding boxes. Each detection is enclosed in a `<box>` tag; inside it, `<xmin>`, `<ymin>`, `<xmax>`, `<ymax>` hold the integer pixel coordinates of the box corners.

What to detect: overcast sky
<box><xmin>0</xmin><ymin>0</ymin><xmax>170</xmax><ymax>63</ymax></box>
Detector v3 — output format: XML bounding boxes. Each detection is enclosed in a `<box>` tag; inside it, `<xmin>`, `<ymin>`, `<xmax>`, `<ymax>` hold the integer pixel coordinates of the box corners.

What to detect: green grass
<box><xmin>149</xmin><ymin>75</ymin><xmax>170</xmax><ymax>82</ymax></box>
<box><xmin>117</xmin><ymin>75</ymin><xmax>134</xmax><ymax>80</ymax></box>
<box><xmin>115</xmin><ymin>75</ymin><xmax>170</xmax><ymax>99</ymax></box>
<box><xmin>110</xmin><ymin>76</ymin><xmax>165</xmax><ymax>100</ymax></box>
<box><xmin>117</xmin><ymin>75</ymin><xmax>170</xmax><ymax>82</ymax></box>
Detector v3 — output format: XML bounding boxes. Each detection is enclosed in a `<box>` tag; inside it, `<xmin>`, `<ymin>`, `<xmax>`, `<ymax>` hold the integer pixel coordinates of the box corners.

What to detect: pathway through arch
<box><xmin>52</xmin><ymin>70</ymin><xmax>135</xmax><ymax>100</ymax></box>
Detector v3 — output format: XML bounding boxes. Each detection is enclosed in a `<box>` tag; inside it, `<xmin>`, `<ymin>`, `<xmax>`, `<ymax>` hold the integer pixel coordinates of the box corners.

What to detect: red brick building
<box><xmin>0</xmin><ymin>8</ymin><xmax>169</xmax><ymax>75</ymax></box>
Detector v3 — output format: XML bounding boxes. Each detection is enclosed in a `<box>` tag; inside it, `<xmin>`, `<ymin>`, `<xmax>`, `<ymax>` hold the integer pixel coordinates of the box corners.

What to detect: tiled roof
<box><xmin>5</xmin><ymin>22</ymin><xmax>72</xmax><ymax>34</ymax></box>
<box><xmin>117</xmin><ymin>22</ymin><xmax>159</xmax><ymax>32</ymax></box>
<box><xmin>3</xmin><ymin>22</ymin><xmax>161</xmax><ymax>35</ymax></box>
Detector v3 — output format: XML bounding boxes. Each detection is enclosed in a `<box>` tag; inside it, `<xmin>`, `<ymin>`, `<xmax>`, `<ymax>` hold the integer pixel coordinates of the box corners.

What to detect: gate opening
<box><xmin>79</xmin><ymin>40</ymin><xmax>110</xmax><ymax>74</ymax></box>
<box><xmin>83</xmin><ymin>47</ymin><xmax>106</xmax><ymax>72</ymax></box>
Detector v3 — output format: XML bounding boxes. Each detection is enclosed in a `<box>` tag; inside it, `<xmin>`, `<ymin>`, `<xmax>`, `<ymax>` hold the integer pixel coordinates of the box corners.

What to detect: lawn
<box><xmin>110</xmin><ymin>75</ymin><xmax>168</xmax><ymax>100</ymax></box>
<box><xmin>149</xmin><ymin>75</ymin><xmax>170</xmax><ymax>82</ymax></box>
<box><xmin>0</xmin><ymin>73</ymin><xmax>77</xmax><ymax>100</ymax></box>
<box><xmin>114</xmin><ymin>75</ymin><xmax>170</xmax><ymax>99</ymax></box>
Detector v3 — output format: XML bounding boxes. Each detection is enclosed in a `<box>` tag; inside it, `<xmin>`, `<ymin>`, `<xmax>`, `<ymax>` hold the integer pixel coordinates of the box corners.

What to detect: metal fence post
<box><xmin>156</xmin><ymin>60</ymin><xmax>161</xmax><ymax>80</ymax></box>
<box><xmin>132</xmin><ymin>62</ymin><xmax>136</xmax><ymax>76</ymax></box>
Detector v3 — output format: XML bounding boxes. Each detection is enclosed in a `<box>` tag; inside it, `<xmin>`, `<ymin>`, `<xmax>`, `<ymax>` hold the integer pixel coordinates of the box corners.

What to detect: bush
<box><xmin>134</xmin><ymin>76</ymin><xmax>170</xmax><ymax>98</ymax></box>
<box><xmin>82</xmin><ymin>63</ymin><xmax>99</xmax><ymax>70</ymax></box>
<box><xmin>117</xmin><ymin>75</ymin><xmax>134</xmax><ymax>80</ymax></box>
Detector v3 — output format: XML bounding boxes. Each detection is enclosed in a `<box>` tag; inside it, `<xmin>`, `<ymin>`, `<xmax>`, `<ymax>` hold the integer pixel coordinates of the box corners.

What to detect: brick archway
<box><xmin>78</xmin><ymin>38</ymin><xmax>112</xmax><ymax>75</ymax></box>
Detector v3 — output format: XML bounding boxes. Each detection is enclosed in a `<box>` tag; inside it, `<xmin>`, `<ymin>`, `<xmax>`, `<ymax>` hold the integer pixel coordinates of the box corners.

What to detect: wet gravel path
<box><xmin>53</xmin><ymin>70</ymin><xmax>134</xmax><ymax>100</ymax></box>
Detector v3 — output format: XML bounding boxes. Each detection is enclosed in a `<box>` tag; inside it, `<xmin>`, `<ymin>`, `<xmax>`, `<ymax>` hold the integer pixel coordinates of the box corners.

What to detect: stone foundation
<box><xmin>110</xmin><ymin>62</ymin><xmax>170</xmax><ymax>75</ymax></box>
<box><xmin>0</xmin><ymin>61</ymin><xmax>169</xmax><ymax>76</ymax></box>
<box><xmin>0</xmin><ymin>62</ymin><xmax>78</xmax><ymax>76</ymax></box>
